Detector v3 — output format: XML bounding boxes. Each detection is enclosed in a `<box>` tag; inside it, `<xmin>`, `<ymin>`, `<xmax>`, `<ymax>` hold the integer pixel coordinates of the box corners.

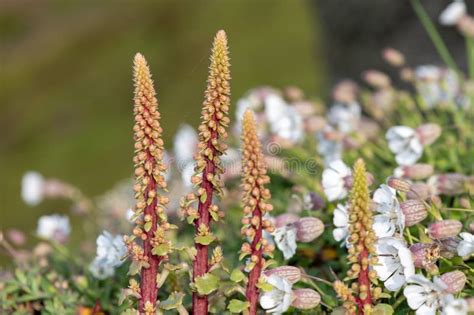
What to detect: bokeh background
<box><xmin>0</xmin><ymin>0</ymin><xmax>470</xmax><ymax>263</ymax></box>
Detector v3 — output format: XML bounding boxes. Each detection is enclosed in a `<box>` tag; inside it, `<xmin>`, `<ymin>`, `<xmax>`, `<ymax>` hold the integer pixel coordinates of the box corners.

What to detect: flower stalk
<box><xmin>187</xmin><ymin>30</ymin><xmax>231</xmax><ymax>315</ymax></box>
<box><xmin>334</xmin><ymin>159</ymin><xmax>379</xmax><ymax>315</ymax></box>
<box><xmin>240</xmin><ymin>110</ymin><xmax>274</xmax><ymax>314</ymax></box>
<box><xmin>125</xmin><ymin>53</ymin><xmax>171</xmax><ymax>314</ymax></box>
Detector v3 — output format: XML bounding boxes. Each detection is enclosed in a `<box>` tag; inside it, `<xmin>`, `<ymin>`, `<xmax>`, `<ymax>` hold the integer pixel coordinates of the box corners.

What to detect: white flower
<box><xmin>332</xmin><ymin>203</ymin><xmax>349</xmax><ymax>245</ymax></box>
<box><xmin>457</xmin><ymin>232</ymin><xmax>474</xmax><ymax>257</ymax></box>
<box><xmin>439</xmin><ymin>1</ymin><xmax>466</xmax><ymax>26</ymax></box>
<box><xmin>36</xmin><ymin>214</ymin><xmax>71</xmax><ymax>243</ymax></box>
<box><xmin>265</xmin><ymin>94</ymin><xmax>304</xmax><ymax>143</ymax></box>
<box><xmin>322</xmin><ymin>160</ymin><xmax>351</xmax><ymax>201</ymax></box>
<box><xmin>327</xmin><ymin>101</ymin><xmax>361</xmax><ymax>133</ymax></box>
<box><xmin>173</xmin><ymin>124</ymin><xmax>198</xmax><ymax>187</ymax></box>
<box><xmin>125</xmin><ymin>208</ymin><xmax>135</xmax><ymax>223</ymax></box>
<box><xmin>404</xmin><ymin>274</ymin><xmax>452</xmax><ymax>315</ymax></box>
<box><xmin>442</xmin><ymin>297</ymin><xmax>468</xmax><ymax>315</ymax></box>
<box><xmin>374</xmin><ymin>237</ymin><xmax>415</xmax><ymax>291</ymax></box>
<box><xmin>273</xmin><ymin>224</ymin><xmax>297</xmax><ymax>260</ymax></box>
<box><xmin>386</xmin><ymin>126</ymin><xmax>423</xmax><ymax>165</ymax></box>
<box><xmin>21</xmin><ymin>171</ymin><xmax>44</xmax><ymax>206</ymax></box>
<box><xmin>260</xmin><ymin>274</ymin><xmax>294</xmax><ymax>314</ymax></box>
<box><xmin>89</xmin><ymin>231</ymin><xmax>126</xmax><ymax>279</ymax></box>
<box><xmin>317</xmin><ymin>126</ymin><xmax>343</xmax><ymax>167</ymax></box>
<box><xmin>372</xmin><ymin>184</ymin><xmax>405</xmax><ymax>238</ymax></box>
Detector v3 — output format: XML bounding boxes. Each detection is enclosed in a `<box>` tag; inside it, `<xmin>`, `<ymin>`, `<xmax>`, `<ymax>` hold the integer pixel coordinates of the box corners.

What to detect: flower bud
<box><xmin>295</xmin><ymin>217</ymin><xmax>324</xmax><ymax>243</ymax></box>
<box><xmin>363</xmin><ymin>70</ymin><xmax>391</xmax><ymax>89</ymax></box>
<box><xmin>291</xmin><ymin>288</ymin><xmax>321</xmax><ymax>310</ymax></box>
<box><xmin>332</xmin><ymin>80</ymin><xmax>358</xmax><ymax>103</ymax></box>
<box><xmin>406</xmin><ymin>182</ymin><xmax>433</xmax><ymax>200</ymax></box>
<box><xmin>400</xmin><ymin>200</ymin><xmax>428</xmax><ymax>226</ymax></box>
<box><xmin>466</xmin><ymin>297</ymin><xmax>474</xmax><ymax>312</ymax></box>
<box><xmin>459</xmin><ymin>197</ymin><xmax>471</xmax><ymax>209</ymax></box>
<box><xmin>382</xmin><ymin>48</ymin><xmax>405</xmax><ymax>67</ymax></box>
<box><xmin>387</xmin><ymin>177</ymin><xmax>411</xmax><ymax>192</ymax></box>
<box><xmin>410</xmin><ymin>243</ymin><xmax>440</xmax><ymax>268</ymax></box>
<box><xmin>394</xmin><ymin>164</ymin><xmax>434</xmax><ymax>180</ymax></box>
<box><xmin>264</xmin><ymin>266</ymin><xmax>302</xmax><ymax>284</ymax></box>
<box><xmin>274</xmin><ymin>214</ymin><xmax>299</xmax><ymax>228</ymax></box>
<box><xmin>440</xmin><ymin>271</ymin><xmax>466</xmax><ymax>293</ymax></box>
<box><xmin>428</xmin><ymin>220</ymin><xmax>462</xmax><ymax>240</ymax></box>
<box><xmin>416</xmin><ymin>123</ymin><xmax>441</xmax><ymax>146</ymax></box>
<box><xmin>429</xmin><ymin>174</ymin><xmax>466</xmax><ymax>196</ymax></box>
<box><xmin>458</xmin><ymin>15</ymin><xmax>474</xmax><ymax>37</ymax></box>
<box><xmin>437</xmin><ymin>237</ymin><xmax>460</xmax><ymax>258</ymax></box>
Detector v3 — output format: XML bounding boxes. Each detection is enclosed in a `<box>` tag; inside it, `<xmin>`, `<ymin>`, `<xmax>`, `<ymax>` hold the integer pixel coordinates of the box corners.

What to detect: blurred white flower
<box><xmin>22</xmin><ymin>171</ymin><xmax>44</xmax><ymax>206</ymax></box>
<box><xmin>317</xmin><ymin>126</ymin><xmax>343</xmax><ymax>167</ymax></box>
<box><xmin>439</xmin><ymin>0</ymin><xmax>466</xmax><ymax>26</ymax></box>
<box><xmin>386</xmin><ymin>126</ymin><xmax>423</xmax><ymax>165</ymax></box>
<box><xmin>415</xmin><ymin>66</ymin><xmax>464</xmax><ymax>108</ymax></box>
<box><xmin>442</xmin><ymin>297</ymin><xmax>468</xmax><ymax>315</ymax></box>
<box><xmin>322</xmin><ymin>160</ymin><xmax>351</xmax><ymax>201</ymax></box>
<box><xmin>374</xmin><ymin>237</ymin><xmax>414</xmax><ymax>291</ymax></box>
<box><xmin>404</xmin><ymin>275</ymin><xmax>452</xmax><ymax>315</ymax></box>
<box><xmin>89</xmin><ymin>231</ymin><xmax>126</xmax><ymax>279</ymax></box>
<box><xmin>36</xmin><ymin>214</ymin><xmax>71</xmax><ymax>243</ymax></box>
<box><xmin>457</xmin><ymin>232</ymin><xmax>474</xmax><ymax>257</ymax></box>
<box><xmin>173</xmin><ymin>124</ymin><xmax>198</xmax><ymax>166</ymax></box>
<box><xmin>265</xmin><ymin>94</ymin><xmax>304</xmax><ymax>143</ymax></box>
<box><xmin>260</xmin><ymin>274</ymin><xmax>294</xmax><ymax>314</ymax></box>
<box><xmin>273</xmin><ymin>224</ymin><xmax>297</xmax><ymax>260</ymax></box>
<box><xmin>327</xmin><ymin>102</ymin><xmax>361</xmax><ymax>133</ymax></box>
<box><xmin>332</xmin><ymin>203</ymin><xmax>349</xmax><ymax>246</ymax></box>
<box><xmin>372</xmin><ymin>184</ymin><xmax>404</xmax><ymax>238</ymax></box>
<box><xmin>125</xmin><ymin>208</ymin><xmax>135</xmax><ymax>223</ymax></box>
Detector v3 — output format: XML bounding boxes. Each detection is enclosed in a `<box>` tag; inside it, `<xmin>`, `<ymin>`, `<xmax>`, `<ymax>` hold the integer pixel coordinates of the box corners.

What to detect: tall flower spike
<box><xmin>187</xmin><ymin>30</ymin><xmax>231</xmax><ymax>315</ymax></box>
<box><xmin>126</xmin><ymin>53</ymin><xmax>171</xmax><ymax>314</ymax></box>
<box><xmin>240</xmin><ymin>110</ymin><xmax>274</xmax><ymax>314</ymax></box>
<box><xmin>338</xmin><ymin>159</ymin><xmax>379</xmax><ymax>315</ymax></box>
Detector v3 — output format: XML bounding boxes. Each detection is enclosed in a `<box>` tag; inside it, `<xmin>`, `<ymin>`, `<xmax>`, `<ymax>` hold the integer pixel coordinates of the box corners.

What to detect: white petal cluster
<box><xmin>260</xmin><ymin>274</ymin><xmax>294</xmax><ymax>314</ymax></box>
<box><xmin>372</xmin><ymin>184</ymin><xmax>404</xmax><ymax>238</ymax></box>
<box><xmin>403</xmin><ymin>275</ymin><xmax>452</xmax><ymax>315</ymax></box>
<box><xmin>322</xmin><ymin>160</ymin><xmax>351</xmax><ymax>201</ymax></box>
<box><xmin>22</xmin><ymin>171</ymin><xmax>45</xmax><ymax>206</ymax></box>
<box><xmin>327</xmin><ymin>102</ymin><xmax>361</xmax><ymax>133</ymax></box>
<box><xmin>273</xmin><ymin>224</ymin><xmax>298</xmax><ymax>260</ymax></box>
<box><xmin>439</xmin><ymin>1</ymin><xmax>466</xmax><ymax>26</ymax></box>
<box><xmin>457</xmin><ymin>232</ymin><xmax>474</xmax><ymax>258</ymax></box>
<box><xmin>36</xmin><ymin>214</ymin><xmax>71</xmax><ymax>243</ymax></box>
<box><xmin>173</xmin><ymin>124</ymin><xmax>198</xmax><ymax>187</ymax></box>
<box><xmin>386</xmin><ymin>126</ymin><xmax>423</xmax><ymax>165</ymax></box>
<box><xmin>317</xmin><ymin>126</ymin><xmax>343</xmax><ymax>167</ymax></box>
<box><xmin>332</xmin><ymin>203</ymin><xmax>349</xmax><ymax>246</ymax></box>
<box><xmin>89</xmin><ymin>231</ymin><xmax>127</xmax><ymax>279</ymax></box>
<box><xmin>264</xmin><ymin>94</ymin><xmax>304</xmax><ymax>143</ymax></box>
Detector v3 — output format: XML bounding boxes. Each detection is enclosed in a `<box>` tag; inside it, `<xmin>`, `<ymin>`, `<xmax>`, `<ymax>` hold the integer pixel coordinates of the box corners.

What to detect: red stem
<box><xmin>245</xmin><ymin>205</ymin><xmax>263</xmax><ymax>315</ymax></box>
<box><xmin>354</xmin><ymin>247</ymin><xmax>372</xmax><ymax>314</ymax></box>
<box><xmin>192</xmin><ymin>130</ymin><xmax>217</xmax><ymax>315</ymax></box>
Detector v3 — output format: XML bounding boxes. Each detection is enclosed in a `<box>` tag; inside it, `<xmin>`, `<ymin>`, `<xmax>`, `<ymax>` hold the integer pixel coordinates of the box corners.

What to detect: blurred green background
<box><xmin>0</xmin><ymin>1</ymin><xmax>324</xmax><ymax>245</ymax></box>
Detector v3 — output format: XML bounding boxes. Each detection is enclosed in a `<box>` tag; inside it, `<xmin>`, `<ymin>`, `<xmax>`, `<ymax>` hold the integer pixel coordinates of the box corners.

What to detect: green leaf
<box><xmin>227</xmin><ymin>299</ymin><xmax>250</xmax><ymax>313</ymax></box>
<box><xmin>144</xmin><ymin>221</ymin><xmax>152</xmax><ymax>232</ymax></box>
<box><xmin>200</xmin><ymin>191</ymin><xmax>208</xmax><ymax>203</ymax></box>
<box><xmin>230</xmin><ymin>269</ymin><xmax>245</xmax><ymax>283</ymax></box>
<box><xmin>210</xmin><ymin>209</ymin><xmax>219</xmax><ymax>222</ymax></box>
<box><xmin>257</xmin><ymin>277</ymin><xmax>273</xmax><ymax>292</ymax></box>
<box><xmin>195</xmin><ymin>234</ymin><xmax>215</xmax><ymax>245</ymax></box>
<box><xmin>373</xmin><ymin>304</ymin><xmax>394</xmax><ymax>315</ymax></box>
<box><xmin>187</xmin><ymin>214</ymin><xmax>198</xmax><ymax>224</ymax></box>
<box><xmin>160</xmin><ymin>292</ymin><xmax>185</xmax><ymax>310</ymax></box>
<box><xmin>128</xmin><ymin>261</ymin><xmax>142</xmax><ymax>276</ymax></box>
<box><xmin>152</xmin><ymin>243</ymin><xmax>171</xmax><ymax>256</ymax></box>
<box><xmin>195</xmin><ymin>273</ymin><xmax>219</xmax><ymax>295</ymax></box>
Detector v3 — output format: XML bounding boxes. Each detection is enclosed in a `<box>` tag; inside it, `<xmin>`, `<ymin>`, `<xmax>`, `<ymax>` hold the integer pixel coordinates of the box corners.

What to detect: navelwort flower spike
<box><xmin>240</xmin><ymin>110</ymin><xmax>275</xmax><ymax>314</ymax></box>
<box><xmin>179</xmin><ymin>30</ymin><xmax>231</xmax><ymax>315</ymax></box>
<box><xmin>333</xmin><ymin>159</ymin><xmax>380</xmax><ymax>315</ymax></box>
<box><xmin>124</xmin><ymin>53</ymin><xmax>171</xmax><ymax>314</ymax></box>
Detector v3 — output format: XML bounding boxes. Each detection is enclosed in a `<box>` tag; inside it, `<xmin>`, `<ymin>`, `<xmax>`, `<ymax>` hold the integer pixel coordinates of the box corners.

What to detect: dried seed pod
<box><xmin>440</xmin><ymin>271</ymin><xmax>466</xmax><ymax>294</ymax></box>
<box><xmin>410</xmin><ymin>243</ymin><xmax>440</xmax><ymax>269</ymax></box>
<box><xmin>400</xmin><ymin>200</ymin><xmax>428</xmax><ymax>226</ymax></box>
<box><xmin>295</xmin><ymin>217</ymin><xmax>324</xmax><ymax>243</ymax></box>
<box><xmin>406</xmin><ymin>182</ymin><xmax>433</xmax><ymax>200</ymax></box>
<box><xmin>291</xmin><ymin>288</ymin><xmax>321</xmax><ymax>310</ymax></box>
<box><xmin>387</xmin><ymin>177</ymin><xmax>412</xmax><ymax>192</ymax></box>
<box><xmin>428</xmin><ymin>220</ymin><xmax>462</xmax><ymax>240</ymax></box>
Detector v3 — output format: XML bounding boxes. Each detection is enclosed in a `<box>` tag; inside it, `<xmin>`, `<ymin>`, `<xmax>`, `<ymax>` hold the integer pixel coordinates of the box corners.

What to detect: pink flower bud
<box><xmin>387</xmin><ymin>177</ymin><xmax>411</xmax><ymax>192</ymax></box>
<box><xmin>394</xmin><ymin>164</ymin><xmax>434</xmax><ymax>180</ymax></box>
<box><xmin>264</xmin><ymin>266</ymin><xmax>302</xmax><ymax>284</ymax></box>
<box><xmin>274</xmin><ymin>214</ymin><xmax>299</xmax><ymax>228</ymax></box>
<box><xmin>406</xmin><ymin>182</ymin><xmax>433</xmax><ymax>200</ymax></box>
<box><xmin>400</xmin><ymin>200</ymin><xmax>428</xmax><ymax>226</ymax></box>
<box><xmin>458</xmin><ymin>15</ymin><xmax>474</xmax><ymax>37</ymax></box>
<box><xmin>410</xmin><ymin>243</ymin><xmax>440</xmax><ymax>268</ymax></box>
<box><xmin>466</xmin><ymin>297</ymin><xmax>474</xmax><ymax>312</ymax></box>
<box><xmin>363</xmin><ymin>70</ymin><xmax>391</xmax><ymax>89</ymax></box>
<box><xmin>459</xmin><ymin>197</ymin><xmax>471</xmax><ymax>209</ymax></box>
<box><xmin>291</xmin><ymin>288</ymin><xmax>321</xmax><ymax>310</ymax></box>
<box><xmin>332</xmin><ymin>80</ymin><xmax>358</xmax><ymax>103</ymax></box>
<box><xmin>415</xmin><ymin>123</ymin><xmax>441</xmax><ymax>146</ymax></box>
<box><xmin>429</xmin><ymin>174</ymin><xmax>467</xmax><ymax>196</ymax></box>
<box><xmin>6</xmin><ymin>229</ymin><xmax>26</xmax><ymax>246</ymax></box>
<box><xmin>382</xmin><ymin>48</ymin><xmax>405</xmax><ymax>67</ymax></box>
<box><xmin>428</xmin><ymin>220</ymin><xmax>462</xmax><ymax>240</ymax></box>
<box><xmin>295</xmin><ymin>217</ymin><xmax>324</xmax><ymax>243</ymax></box>
<box><xmin>440</xmin><ymin>271</ymin><xmax>466</xmax><ymax>293</ymax></box>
